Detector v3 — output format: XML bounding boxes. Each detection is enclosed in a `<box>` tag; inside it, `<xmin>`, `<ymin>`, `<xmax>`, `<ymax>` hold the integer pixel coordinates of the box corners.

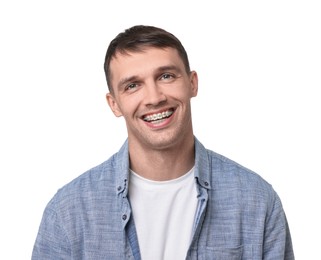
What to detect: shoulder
<box><xmin>49</xmin><ymin>140</ymin><xmax>129</xmax><ymax>208</ymax></box>
<box><xmin>35</xmin><ymin>150</ymin><xmax>129</xmax><ymax>252</ymax></box>
<box><xmin>47</xmin><ymin>158</ymin><xmax>114</xmax><ymax>209</ymax></box>
<box><xmin>195</xmin><ymin>138</ymin><xmax>275</xmax><ymax>200</ymax></box>
<box><xmin>208</xmin><ymin>149</ymin><xmax>272</xmax><ymax>190</ymax></box>
<box><xmin>204</xmin><ymin>148</ymin><xmax>282</xmax><ymax>214</ymax></box>
<box><xmin>46</xmin><ymin>143</ymin><xmax>130</xmax><ymax>217</ymax></box>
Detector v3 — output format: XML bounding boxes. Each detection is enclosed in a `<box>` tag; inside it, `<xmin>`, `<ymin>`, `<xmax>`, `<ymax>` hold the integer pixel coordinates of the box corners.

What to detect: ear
<box><xmin>106</xmin><ymin>93</ymin><xmax>123</xmax><ymax>117</ymax></box>
<box><xmin>189</xmin><ymin>71</ymin><xmax>198</xmax><ymax>97</ymax></box>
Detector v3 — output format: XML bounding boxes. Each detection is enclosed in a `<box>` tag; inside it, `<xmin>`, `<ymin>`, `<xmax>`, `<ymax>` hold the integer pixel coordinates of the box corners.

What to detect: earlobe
<box><xmin>106</xmin><ymin>93</ymin><xmax>123</xmax><ymax>117</ymax></box>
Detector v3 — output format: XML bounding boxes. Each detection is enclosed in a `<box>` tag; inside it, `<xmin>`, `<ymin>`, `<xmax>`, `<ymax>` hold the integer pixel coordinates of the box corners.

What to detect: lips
<box><xmin>142</xmin><ymin>109</ymin><xmax>174</xmax><ymax>122</ymax></box>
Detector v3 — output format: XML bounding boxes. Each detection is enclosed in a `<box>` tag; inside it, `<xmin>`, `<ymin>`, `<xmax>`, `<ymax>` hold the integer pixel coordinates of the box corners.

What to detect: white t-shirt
<box><xmin>129</xmin><ymin>167</ymin><xmax>198</xmax><ymax>260</ymax></box>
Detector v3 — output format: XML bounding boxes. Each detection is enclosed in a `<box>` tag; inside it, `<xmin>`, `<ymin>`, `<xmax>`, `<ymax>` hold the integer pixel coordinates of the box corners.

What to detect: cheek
<box><xmin>118</xmin><ymin>99</ymin><xmax>139</xmax><ymax>118</ymax></box>
<box><xmin>173</xmin><ymin>90</ymin><xmax>194</xmax><ymax>102</ymax></box>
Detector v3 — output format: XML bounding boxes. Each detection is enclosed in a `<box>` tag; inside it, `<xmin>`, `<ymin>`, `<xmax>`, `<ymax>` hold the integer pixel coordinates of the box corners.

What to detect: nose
<box><xmin>144</xmin><ymin>82</ymin><xmax>167</xmax><ymax>106</ymax></box>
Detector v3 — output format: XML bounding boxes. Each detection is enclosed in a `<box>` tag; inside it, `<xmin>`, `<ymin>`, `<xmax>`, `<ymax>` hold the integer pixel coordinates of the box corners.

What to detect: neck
<box><xmin>128</xmin><ymin>136</ymin><xmax>195</xmax><ymax>181</ymax></box>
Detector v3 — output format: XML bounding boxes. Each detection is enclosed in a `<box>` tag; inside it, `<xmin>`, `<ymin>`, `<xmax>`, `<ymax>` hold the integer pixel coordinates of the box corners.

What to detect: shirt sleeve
<box><xmin>32</xmin><ymin>202</ymin><xmax>72</xmax><ymax>260</ymax></box>
<box><xmin>263</xmin><ymin>191</ymin><xmax>295</xmax><ymax>259</ymax></box>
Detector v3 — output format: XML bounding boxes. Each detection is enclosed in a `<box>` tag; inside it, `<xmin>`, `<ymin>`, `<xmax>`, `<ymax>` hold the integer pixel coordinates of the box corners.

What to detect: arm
<box><xmin>32</xmin><ymin>205</ymin><xmax>71</xmax><ymax>260</ymax></box>
<box><xmin>263</xmin><ymin>192</ymin><xmax>295</xmax><ymax>259</ymax></box>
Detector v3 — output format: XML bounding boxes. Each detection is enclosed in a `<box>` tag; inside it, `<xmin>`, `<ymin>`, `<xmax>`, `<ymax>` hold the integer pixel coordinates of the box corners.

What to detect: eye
<box><xmin>160</xmin><ymin>73</ymin><xmax>175</xmax><ymax>81</ymax></box>
<box><xmin>125</xmin><ymin>82</ymin><xmax>138</xmax><ymax>91</ymax></box>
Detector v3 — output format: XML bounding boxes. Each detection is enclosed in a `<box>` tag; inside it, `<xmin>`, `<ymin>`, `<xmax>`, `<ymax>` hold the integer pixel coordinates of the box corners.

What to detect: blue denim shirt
<box><xmin>32</xmin><ymin>138</ymin><xmax>294</xmax><ymax>259</ymax></box>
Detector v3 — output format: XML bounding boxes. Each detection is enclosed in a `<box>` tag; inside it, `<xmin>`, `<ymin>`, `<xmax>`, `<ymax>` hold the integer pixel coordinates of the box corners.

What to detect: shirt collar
<box><xmin>114</xmin><ymin>137</ymin><xmax>212</xmax><ymax>196</ymax></box>
<box><xmin>194</xmin><ymin>137</ymin><xmax>212</xmax><ymax>190</ymax></box>
<box><xmin>114</xmin><ymin>139</ymin><xmax>130</xmax><ymax>197</ymax></box>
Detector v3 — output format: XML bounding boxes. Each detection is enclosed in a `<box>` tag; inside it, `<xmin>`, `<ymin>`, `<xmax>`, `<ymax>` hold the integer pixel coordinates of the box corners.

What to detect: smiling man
<box><xmin>32</xmin><ymin>25</ymin><xmax>295</xmax><ymax>259</ymax></box>
<box><xmin>106</xmin><ymin>46</ymin><xmax>197</xmax><ymax>181</ymax></box>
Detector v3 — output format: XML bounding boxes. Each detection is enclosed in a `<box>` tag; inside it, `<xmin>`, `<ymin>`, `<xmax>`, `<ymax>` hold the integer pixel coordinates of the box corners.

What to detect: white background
<box><xmin>0</xmin><ymin>1</ymin><xmax>320</xmax><ymax>259</ymax></box>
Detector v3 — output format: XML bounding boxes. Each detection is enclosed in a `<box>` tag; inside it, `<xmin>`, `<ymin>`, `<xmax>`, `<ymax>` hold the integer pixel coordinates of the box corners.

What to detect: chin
<box><xmin>146</xmin><ymin>133</ymin><xmax>183</xmax><ymax>151</ymax></box>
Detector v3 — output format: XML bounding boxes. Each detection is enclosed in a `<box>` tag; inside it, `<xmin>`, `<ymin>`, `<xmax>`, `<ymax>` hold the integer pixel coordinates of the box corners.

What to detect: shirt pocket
<box><xmin>200</xmin><ymin>245</ymin><xmax>243</xmax><ymax>260</ymax></box>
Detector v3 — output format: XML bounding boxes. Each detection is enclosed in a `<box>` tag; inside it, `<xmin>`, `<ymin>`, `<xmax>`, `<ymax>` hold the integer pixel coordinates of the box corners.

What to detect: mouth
<box><xmin>142</xmin><ymin>108</ymin><xmax>174</xmax><ymax>123</ymax></box>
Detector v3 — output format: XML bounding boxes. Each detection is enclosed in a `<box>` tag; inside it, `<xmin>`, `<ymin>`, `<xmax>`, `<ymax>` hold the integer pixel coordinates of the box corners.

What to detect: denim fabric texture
<box><xmin>32</xmin><ymin>137</ymin><xmax>294</xmax><ymax>259</ymax></box>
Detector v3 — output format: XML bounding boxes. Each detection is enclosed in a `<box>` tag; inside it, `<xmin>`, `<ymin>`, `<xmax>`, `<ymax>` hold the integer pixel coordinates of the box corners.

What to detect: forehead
<box><xmin>110</xmin><ymin>47</ymin><xmax>184</xmax><ymax>79</ymax></box>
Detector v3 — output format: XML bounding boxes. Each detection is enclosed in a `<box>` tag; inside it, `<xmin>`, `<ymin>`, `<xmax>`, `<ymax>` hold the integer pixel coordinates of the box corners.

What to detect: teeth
<box><xmin>144</xmin><ymin>110</ymin><xmax>173</xmax><ymax>122</ymax></box>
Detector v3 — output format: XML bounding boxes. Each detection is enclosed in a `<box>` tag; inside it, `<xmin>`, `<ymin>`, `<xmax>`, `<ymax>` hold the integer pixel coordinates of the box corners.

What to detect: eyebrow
<box><xmin>156</xmin><ymin>65</ymin><xmax>182</xmax><ymax>74</ymax></box>
<box><xmin>116</xmin><ymin>64</ymin><xmax>182</xmax><ymax>90</ymax></box>
<box><xmin>117</xmin><ymin>75</ymin><xmax>138</xmax><ymax>90</ymax></box>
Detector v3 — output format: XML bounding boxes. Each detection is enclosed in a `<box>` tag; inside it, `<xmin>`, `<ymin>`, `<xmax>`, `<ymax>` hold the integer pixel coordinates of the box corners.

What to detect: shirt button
<box><xmin>117</xmin><ymin>186</ymin><xmax>122</xmax><ymax>191</ymax></box>
<box><xmin>204</xmin><ymin>181</ymin><xmax>209</xmax><ymax>186</ymax></box>
<box><xmin>122</xmin><ymin>214</ymin><xmax>127</xmax><ymax>221</ymax></box>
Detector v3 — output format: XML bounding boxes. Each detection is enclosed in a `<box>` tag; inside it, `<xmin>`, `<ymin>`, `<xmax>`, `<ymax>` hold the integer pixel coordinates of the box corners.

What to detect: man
<box><xmin>32</xmin><ymin>25</ymin><xmax>294</xmax><ymax>259</ymax></box>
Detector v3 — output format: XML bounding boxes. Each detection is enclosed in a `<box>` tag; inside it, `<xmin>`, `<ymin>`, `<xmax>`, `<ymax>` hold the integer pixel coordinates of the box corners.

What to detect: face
<box><xmin>106</xmin><ymin>47</ymin><xmax>198</xmax><ymax>151</ymax></box>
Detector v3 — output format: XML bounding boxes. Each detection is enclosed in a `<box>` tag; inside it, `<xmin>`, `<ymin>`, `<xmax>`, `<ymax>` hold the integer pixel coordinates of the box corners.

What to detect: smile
<box><xmin>143</xmin><ymin>109</ymin><xmax>174</xmax><ymax>122</ymax></box>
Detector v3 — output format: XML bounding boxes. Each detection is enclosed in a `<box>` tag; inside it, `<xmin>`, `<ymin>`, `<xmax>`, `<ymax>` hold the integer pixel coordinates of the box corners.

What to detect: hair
<box><xmin>104</xmin><ymin>25</ymin><xmax>191</xmax><ymax>93</ymax></box>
